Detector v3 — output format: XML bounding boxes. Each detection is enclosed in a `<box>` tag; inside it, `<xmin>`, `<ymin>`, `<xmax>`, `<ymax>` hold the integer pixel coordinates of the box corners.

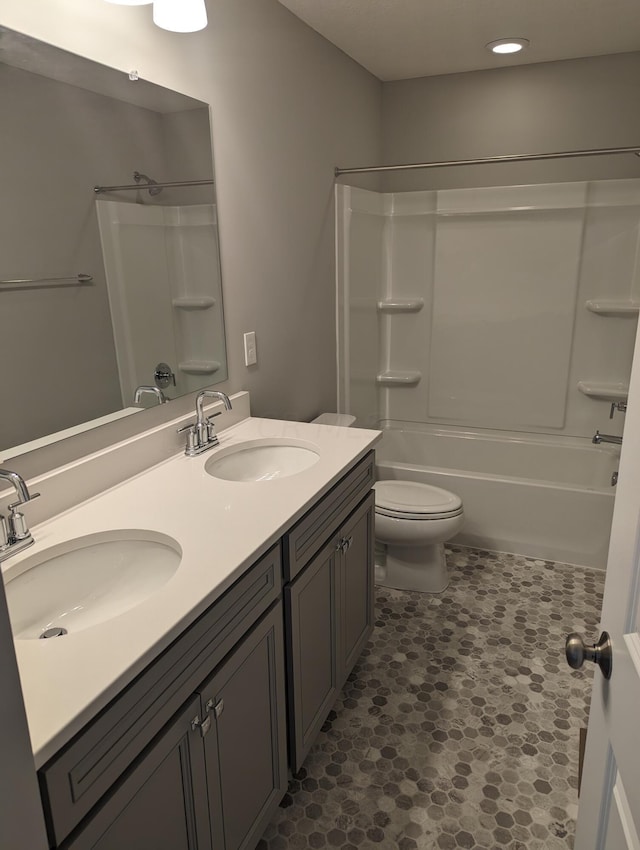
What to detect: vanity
<box><xmin>0</xmin><ymin>28</ymin><xmax>380</xmax><ymax>849</ymax></box>
<box><xmin>1</xmin><ymin>399</ymin><xmax>380</xmax><ymax>850</ymax></box>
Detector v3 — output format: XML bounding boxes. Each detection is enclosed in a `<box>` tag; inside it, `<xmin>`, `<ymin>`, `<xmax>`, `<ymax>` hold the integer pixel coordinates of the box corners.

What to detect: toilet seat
<box><xmin>374</xmin><ymin>480</ymin><xmax>463</xmax><ymax>520</ymax></box>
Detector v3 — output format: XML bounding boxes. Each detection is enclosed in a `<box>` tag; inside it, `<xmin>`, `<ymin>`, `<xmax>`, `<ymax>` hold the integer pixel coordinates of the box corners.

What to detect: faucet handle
<box><xmin>8</xmin><ymin>494</ymin><xmax>40</xmax><ymax>541</ymax></box>
<box><xmin>205</xmin><ymin>415</ymin><xmax>222</xmax><ymax>444</ymax></box>
<box><xmin>0</xmin><ymin>516</ymin><xmax>9</xmax><ymax>549</ymax></box>
<box><xmin>610</xmin><ymin>401</ymin><xmax>628</xmax><ymax>419</ymax></box>
<box><xmin>177</xmin><ymin>422</ymin><xmax>199</xmax><ymax>454</ymax></box>
<box><xmin>8</xmin><ymin>492</ymin><xmax>40</xmax><ymax>511</ymax></box>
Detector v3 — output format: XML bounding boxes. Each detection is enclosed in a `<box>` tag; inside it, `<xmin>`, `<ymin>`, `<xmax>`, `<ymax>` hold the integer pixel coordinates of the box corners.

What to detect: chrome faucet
<box><xmin>178</xmin><ymin>391</ymin><xmax>233</xmax><ymax>457</ymax></box>
<box><xmin>0</xmin><ymin>469</ymin><xmax>40</xmax><ymax>564</ymax></box>
<box><xmin>592</xmin><ymin>431</ymin><xmax>623</xmax><ymax>446</ymax></box>
<box><xmin>134</xmin><ymin>385</ymin><xmax>168</xmax><ymax>405</ymax></box>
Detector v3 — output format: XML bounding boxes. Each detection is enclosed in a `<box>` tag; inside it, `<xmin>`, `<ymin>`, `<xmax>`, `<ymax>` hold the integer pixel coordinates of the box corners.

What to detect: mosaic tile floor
<box><xmin>259</xmin><ymin>546</ymin><xmax>605</xmax><ymax>850</ymax></box>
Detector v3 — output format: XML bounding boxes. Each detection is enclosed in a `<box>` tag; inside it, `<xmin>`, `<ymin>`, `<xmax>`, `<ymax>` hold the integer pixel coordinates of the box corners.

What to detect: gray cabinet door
<box><xmin>339</xmin><ymin>491</ymin><xmax>375</xmax><ymax>683</ymax></box>
<box><xmin>286</xmin><ymin>492</ymin><xmax>375</xmax><ymax>773</ymax></box>
<box><xmin>199</xmin><ymin>604</ymin><xmax>287</xmax><ymax>850</ymax></box>
<box><xmin>63</xmin><ymin>696</ymin><xmax>211</xmax><ymax>850</ymax></box>
<box><xmin>285</xmin><ymin>540</ymin><xmax>340</xmax><ymax>772</ymax></box>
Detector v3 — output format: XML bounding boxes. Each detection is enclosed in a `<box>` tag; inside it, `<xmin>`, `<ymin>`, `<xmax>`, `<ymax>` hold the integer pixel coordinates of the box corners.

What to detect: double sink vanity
<box><xmin>1</xmin><ymin>393</ymin><xmax>380</xmax><ymax>850</ymax></box>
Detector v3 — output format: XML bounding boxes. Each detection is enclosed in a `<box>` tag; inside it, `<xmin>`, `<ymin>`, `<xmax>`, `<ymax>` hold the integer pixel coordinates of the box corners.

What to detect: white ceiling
<box><xmin>276</xmin><ymin>0</ymin><xmax>640</xmax><ymax>81</ymax></box>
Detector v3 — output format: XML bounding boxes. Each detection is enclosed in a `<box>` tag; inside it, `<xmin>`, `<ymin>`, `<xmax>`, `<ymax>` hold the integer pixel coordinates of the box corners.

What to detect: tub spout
<box><xmin>592</xmin><ymin>430</ymin><xmax>622</xmax><ymax>446</ymax></box>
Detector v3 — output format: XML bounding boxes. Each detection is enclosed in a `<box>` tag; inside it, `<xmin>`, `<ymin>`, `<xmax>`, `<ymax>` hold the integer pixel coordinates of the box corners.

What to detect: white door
<box><xmin>574</xmin><ymin>325</ymin><xmax>640</xmax><ymax>848</ymax></box>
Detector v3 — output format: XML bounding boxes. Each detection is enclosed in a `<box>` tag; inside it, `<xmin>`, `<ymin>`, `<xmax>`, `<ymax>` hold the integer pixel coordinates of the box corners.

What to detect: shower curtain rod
<box><xmin>335</xmin><ymin>145</ymin><xmax>640</xmax><ymax>176</ymax></box>
<box><xmin>94</xmin><ymin>178</ymin><xmax>214</xmax><ymax>194</ymax></box>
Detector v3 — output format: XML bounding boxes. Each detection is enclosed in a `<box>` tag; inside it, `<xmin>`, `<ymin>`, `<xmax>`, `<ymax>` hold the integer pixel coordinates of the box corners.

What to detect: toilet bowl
<box><xmin>374</xmin><ymin>480</ymin><xmax>464</xmax><ymax>593</ymax></box>
<box><xmin>309</xmin><ymin>414</ymin><xmax>463</xmax><ymax>593</ymax></box>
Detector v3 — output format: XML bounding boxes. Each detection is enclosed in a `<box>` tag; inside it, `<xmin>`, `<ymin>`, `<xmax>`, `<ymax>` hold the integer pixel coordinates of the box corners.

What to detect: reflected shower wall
<box><xmin>97</xmin><ymin>200</ymin><xmax>227</xmax><ymax>407</ymax></box>
<box><xmin>337</xmin><ymin>179</ymin><xmax>640</xmax><ymax>439</ymax></box>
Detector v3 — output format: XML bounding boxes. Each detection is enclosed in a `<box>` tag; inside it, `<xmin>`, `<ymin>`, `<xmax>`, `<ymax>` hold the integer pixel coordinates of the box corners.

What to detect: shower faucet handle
<box><xmin>610</xmin><ymin>401</ymin><xmax>628</xmax><ymax>419</ymax></box>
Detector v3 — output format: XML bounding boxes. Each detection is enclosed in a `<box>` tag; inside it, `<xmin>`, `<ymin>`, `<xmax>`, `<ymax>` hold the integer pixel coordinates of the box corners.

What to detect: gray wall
<box><xmin>161</xmin><ymin>108</ymin><xmax>215</xmax><ymax>206</ymax></box>
<box><xmin>203</xmin><ymin>0</ymin><xmax>382</xmax><ymax>419</ymax></box>
<box><xmin>0</xmin><ymin>64</ymin><xmax>130</xmax><ymax>444</ymax></box>
<box><xmin>1</xmin><ymin>0</ymin><xmax>382</xmax><ymax>431</ymax></box>
<box><xmin>381</xmin><ymin>51</ymin><xmax>640</xmax><ymax>191</ymax></box>
<box><xmin>0</xmin><ymin>65</ymin><xmax>216</xmax><ymax>448</ymax></box>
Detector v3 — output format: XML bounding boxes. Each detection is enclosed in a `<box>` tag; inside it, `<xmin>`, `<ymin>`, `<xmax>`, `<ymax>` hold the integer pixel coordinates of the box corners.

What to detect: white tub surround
<box><xmin>1</xmin><ymin>413</ymin><xmax>380</xmax><ymax>767</ymax></box>
<box><xmin>376</xmin><ymin>425</ymin><xmax>617</xmax><ymax>569</ymax></box>
<box><xmin>337</xmin><ymin>179</ymin><xmax>639</xmax><ymax>440</ymax></box>
<box><xmin>97</xmin><ymin>201</ymin><xmax>227</xmax><ymax>402</ymax></box>
<box><xmin>336</xmin><ymin>179</ymin><xmax>639</xmax><ymax>568</ymax></box>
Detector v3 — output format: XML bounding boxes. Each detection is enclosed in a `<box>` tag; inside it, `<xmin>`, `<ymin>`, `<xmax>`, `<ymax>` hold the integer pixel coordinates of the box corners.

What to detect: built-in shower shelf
<box><xmin>585</xmin><ymin>299</ymin><xmax>640</xmax><ymax>316</ymax></box>
<box><xmin>179</xmin><ymin>360</ymin><xmax>221</xmax><ymax>375</ymax></box>
<box><xmin>577</xmin><ymin>381</ymin><xmax>629</xmax><ymax>401</ymax></box>
<box><xmin>377</xmin><ymin>299</ymin><xmax>424</xmax><ymax>314</ymax></box>
<box><xmin>172</xmin><ymin>296</ymin><xmax>216</xmax><ymax>310</ymax></box>
<box><xmin>376</xmin><ymin>370</ymin><xmax>422</xmax><ymax>387</ymax></box>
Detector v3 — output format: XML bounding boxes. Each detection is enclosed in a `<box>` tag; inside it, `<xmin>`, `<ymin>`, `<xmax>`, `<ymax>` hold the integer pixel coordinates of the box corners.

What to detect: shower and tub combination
<box><xmin>336</xmin><ymin>155</ymin><xmax>640</xmax><ymax>585</ymax></box>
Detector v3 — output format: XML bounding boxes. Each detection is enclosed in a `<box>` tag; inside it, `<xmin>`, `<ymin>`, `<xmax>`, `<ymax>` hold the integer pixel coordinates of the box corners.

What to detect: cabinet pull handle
<box><xmin>336</xmin><ymin>535</ymin><xmax>353</xmax><ymax>554</ymax></box>
<box><xmin>191</xmin><ymin>714</ymin><xmax>212</xmax><ymax>737</ymax></box>
<box><xmin>204</xmin><ymin>697</ymin><xmax>224</xmax><ymax>719</ymax></box>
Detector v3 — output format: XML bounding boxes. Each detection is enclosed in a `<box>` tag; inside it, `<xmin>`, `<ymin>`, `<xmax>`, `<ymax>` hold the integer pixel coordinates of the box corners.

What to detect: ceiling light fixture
<box><xmin>486</xmin><ymin>38</ymin><xmax>530</xmax><ymax>55</ymax></box>
<box><xmin>103</xmin><ymin>0</ymin><xmax>208</xmax><ymax>32</ymax></box>
<box><xmin>153</xmin><ymin>0</ymin><xmax>208</xmax><ymax>32</ymax></box>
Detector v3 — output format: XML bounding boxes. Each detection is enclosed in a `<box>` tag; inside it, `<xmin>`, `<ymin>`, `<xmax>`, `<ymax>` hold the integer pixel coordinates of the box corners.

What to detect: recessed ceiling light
<box><xmin>486</xmin><ymin>38</ymin><xmax>530</xmax><ymax>55</ymax></box>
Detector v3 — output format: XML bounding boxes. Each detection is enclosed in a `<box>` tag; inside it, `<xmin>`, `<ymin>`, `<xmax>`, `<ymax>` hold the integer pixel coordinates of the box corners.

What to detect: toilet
<box><xmin>374</xmin><ymin>480</ymin><xmax>464</xmax><ymax>593</ymax></box>
<box><xmin>311</xmin><ymin>413</ymin><xmax>464</xmax><ymax>593</ymax></box>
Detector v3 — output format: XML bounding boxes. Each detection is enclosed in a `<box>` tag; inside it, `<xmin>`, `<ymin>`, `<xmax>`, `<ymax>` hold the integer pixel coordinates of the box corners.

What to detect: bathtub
<box><xmin>375</xmin><ymin>425</ymin><xmax>619</xmax><ymax>569</ymax></box>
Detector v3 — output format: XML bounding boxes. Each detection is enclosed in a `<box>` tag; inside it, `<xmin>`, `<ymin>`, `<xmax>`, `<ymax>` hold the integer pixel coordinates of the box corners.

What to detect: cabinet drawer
<box><xmin>283</xmin><ymin>451</ymin><xmax>374</xmax><ymax>581</ymax></box>
<box><xmin>40</xmin><ymin>544</ymin><xmax>282</xmax><ymax>848</ymax></box>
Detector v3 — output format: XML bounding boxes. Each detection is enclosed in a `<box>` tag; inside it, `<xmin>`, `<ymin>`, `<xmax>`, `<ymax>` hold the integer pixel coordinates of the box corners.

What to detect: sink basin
<box><xmin>5</xmin><ymin>531</ymin><xmax>181</xmax><ymax>640</ymax></box>
<box><xmin>205</xmin><ymin>438</ymin><xmax>320</xmax><ymax>482</ymax></box>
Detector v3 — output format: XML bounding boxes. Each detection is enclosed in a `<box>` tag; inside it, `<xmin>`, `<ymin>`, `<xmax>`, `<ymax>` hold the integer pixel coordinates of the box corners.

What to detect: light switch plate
<box><xmin>243</xmin><ymin>331</ymin><xmax>257</xmax><ymax>366</ymax></box>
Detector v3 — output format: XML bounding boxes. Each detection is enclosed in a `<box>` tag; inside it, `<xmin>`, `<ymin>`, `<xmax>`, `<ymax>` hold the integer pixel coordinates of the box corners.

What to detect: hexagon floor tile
<box><xmin>258</xmin><ymin>546</ymin><xmax>604</xmax><ymax>850</ymax></box>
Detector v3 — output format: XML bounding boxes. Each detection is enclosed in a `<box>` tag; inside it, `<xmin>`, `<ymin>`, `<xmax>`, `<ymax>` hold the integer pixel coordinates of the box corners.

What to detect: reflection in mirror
<box><xmin>0</xmin><ymin>27</ymin><xmax>228</xmax><ymax>460</ymax></box>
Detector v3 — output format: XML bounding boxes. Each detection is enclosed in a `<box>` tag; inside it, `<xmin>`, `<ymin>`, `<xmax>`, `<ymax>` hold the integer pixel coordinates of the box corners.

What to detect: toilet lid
<box><xmin>374</xmin><ymin>480</ymin><xmax>462</xmax><ymax>517</ymax></box>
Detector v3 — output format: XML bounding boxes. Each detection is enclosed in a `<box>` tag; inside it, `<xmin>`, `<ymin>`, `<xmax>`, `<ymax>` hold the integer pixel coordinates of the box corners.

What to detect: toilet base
<box><xmin>375</xmin><ymin>542</ymin><xmax>449</xmax><ymax>593</ymax></box>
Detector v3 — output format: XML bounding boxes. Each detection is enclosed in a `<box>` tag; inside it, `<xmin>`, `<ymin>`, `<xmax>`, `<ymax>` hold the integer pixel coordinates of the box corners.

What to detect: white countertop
<box><xmin>4</xmin><ymin>416</ymin><xmax>380</xmax><ymax>767</ymax></box>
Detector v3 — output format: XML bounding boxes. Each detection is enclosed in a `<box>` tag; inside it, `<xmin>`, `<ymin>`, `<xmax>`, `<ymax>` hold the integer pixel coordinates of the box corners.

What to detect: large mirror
<box><xmin>0</xmin><ymin>27</ymin><xmax>228</xmax><ymax>460</ymax></box>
